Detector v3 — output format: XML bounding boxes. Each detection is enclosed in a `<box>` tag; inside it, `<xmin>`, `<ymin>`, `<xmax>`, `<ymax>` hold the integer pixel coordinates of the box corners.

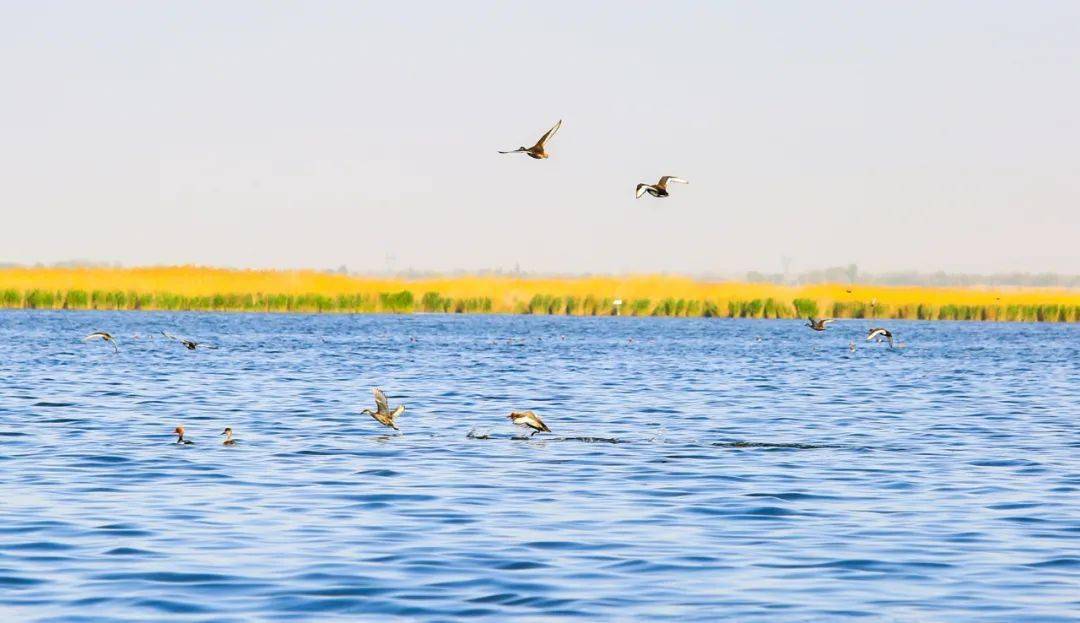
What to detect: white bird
<box><xmin>498</xmin><ymin>120</ymin><xmax>562</xmax><ymax>159</ymax></box>
<box><xmin>635</xmin><ymin>176</ymin><xmax>688</xmax><ymax>198</ymax></box>
<box><xmin>83</xmin><ymin>331</ymin><xmax>118</xmax><ymax>353</ymax></box>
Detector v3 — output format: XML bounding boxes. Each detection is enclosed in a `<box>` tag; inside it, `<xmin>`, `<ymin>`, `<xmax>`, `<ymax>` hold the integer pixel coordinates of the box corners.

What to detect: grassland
<box><xmin>1</xmin><ymin>266</ymin><xmax>1078</xmax><ymax>321</ymax></box>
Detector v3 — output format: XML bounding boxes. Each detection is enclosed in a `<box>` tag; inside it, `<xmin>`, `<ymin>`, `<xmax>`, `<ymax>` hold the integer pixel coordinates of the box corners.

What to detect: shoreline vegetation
<box><xmin>1</xmin><ymin>267</ymin><xmax>1078</xmax><ymax>322</ymax></box>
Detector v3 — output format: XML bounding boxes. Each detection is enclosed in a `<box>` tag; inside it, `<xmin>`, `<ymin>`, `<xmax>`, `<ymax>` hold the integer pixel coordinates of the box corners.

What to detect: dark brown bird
<box><xmin>173</xmin><ymin>426</ymin><xmax>194</xmax><ymax>445</ymax></box>
<box><xmin>507</xmin><ymin>411</ymin><xmax>551</xmax><ymax>437</ymax></box>
<box><xmin>362</xmin><ymin>387</ymin><xmax>405</xmax><ymax>431</ymax></box>
<box><xmin>499</xmin><ymin>120</ymin><xmax>562</xmax><ymax>159</ymax></box>
<box><xmin>635</xmin><ymin>176</ymin><xmax>689</xmax><ymax>198</ymax></box>
<box><xmin>162</xmin><ymin>331</ymin><xmax>213</xmax><ymax>350</ymax></box>
<box><xmin>805</xmin><ymin>318</ymin><xmax>835</xmax><ymax>331</ymax></box>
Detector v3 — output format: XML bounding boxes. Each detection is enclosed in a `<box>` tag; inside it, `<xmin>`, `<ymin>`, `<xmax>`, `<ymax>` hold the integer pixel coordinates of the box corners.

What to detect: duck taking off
<box><xmin>805</xmin><ymin>318</ymin><xmax>835</xmax><ymax>332</ymax></box>
<box><xmin>362</xmin><ymin>387</ymin><xmax>405</xmax><ymax>431</ymax></box>
<box><xmin>498</xmin><ymin>119</ymin><xmax>561</xmax><ymax>159</ymax></box>
<box><xmin>83</xmin><ymin>331</ymin><xmax>118</xmax><ymax>353</ymax></box>
<box><xmin>173</xmin><ymin>426</ymin><xmax>194</xmax><ymax>445</ymax></box>
<box><xmin>162</xmin><ymin>331</ymin><xmax>213</xmax><ymax>350</ymax></box>
<box><xmin>221</xmin><ymin>427</ymin><xmax>236</xmax><ymax>446</ymax></box>
<box><xmin>507</xmin><ymin>411</ymin><xmax>551</xmax><ymax>437</ymax></box>
<box><xmin>866</xmin><ymin>327</ymin><xmax>894</xmax><ymax>347</ymax></box>
<box><xmin>635</xmin><ymin>176</ymin><xmax>689</xmax><ymax>199</ymax></box>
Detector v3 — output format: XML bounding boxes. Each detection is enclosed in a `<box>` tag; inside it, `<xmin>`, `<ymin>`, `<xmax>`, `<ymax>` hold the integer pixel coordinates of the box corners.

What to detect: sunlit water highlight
<box><xmin>0</xmin><ymin>312</ymin><xmax>1077</xmax><ymax>622</ymax></box>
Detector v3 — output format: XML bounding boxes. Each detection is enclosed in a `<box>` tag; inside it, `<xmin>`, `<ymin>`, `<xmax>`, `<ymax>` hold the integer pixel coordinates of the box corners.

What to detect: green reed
<box><xmin>0</xmin><ymin>288</ymin><xmax>1075</xmax><ymax>322</ymax></box>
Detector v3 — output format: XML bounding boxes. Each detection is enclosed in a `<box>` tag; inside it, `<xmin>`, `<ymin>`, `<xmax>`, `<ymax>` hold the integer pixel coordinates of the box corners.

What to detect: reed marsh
<box><xmin>0</xmin><ymin>266</ymin><xmax>1077</xmax><ymax>322</ymax></box>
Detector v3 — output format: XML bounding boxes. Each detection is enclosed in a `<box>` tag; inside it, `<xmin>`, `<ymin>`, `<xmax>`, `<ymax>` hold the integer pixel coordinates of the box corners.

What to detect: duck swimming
<box><xmin>221</xmin><ymin>427</ymin><xmax>236</xmax><ymax>446</ymax></box>
<box><xmin>507</xmin><ymin>411</ymin><xmax>551</xmax><ymax>437</ymax></box>
<box><xmin>173</xmin><ymin>426</ymin><xmax>194</xmax><ymax>445</ymax></box>
<box><xmin>498</xmin><ymin>119</ymin><xmax>562</xmax><ymax>159</ymax></box>
<box><xmin>362</xmin><ymin>387</ymin><xmax>405</xmax><ymax>431</ymax></box>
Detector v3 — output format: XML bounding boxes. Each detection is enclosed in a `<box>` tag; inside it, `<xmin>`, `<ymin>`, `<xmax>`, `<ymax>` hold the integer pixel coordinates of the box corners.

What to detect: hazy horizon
<box><xmin>2</xmin><ymin>1</ymin><xmax>1078</xmax><ymax>275</ymax></box>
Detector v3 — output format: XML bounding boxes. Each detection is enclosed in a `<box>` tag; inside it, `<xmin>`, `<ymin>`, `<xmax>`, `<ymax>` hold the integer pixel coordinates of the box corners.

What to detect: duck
<box><xmin>498</xmin><ymin>119</ymin><xmax>562</xmax><ymax>159</ymax></box>
<box><xmin>221</xmin><ymin>427</ymin><xmax>237</xmax><ymax>446</ymax></box>
<box><xmin>83</xmin><ymin>331</ymin><xmax>119</xmax><ymax>353</ymax></box>
<box><xmin>866</xmin><ymin>327</ymin><xmax>894</xmax><ymax>347</ymax></box>
<box><xmin>162</xmin><ymin>331</ymin><xmax>213</xmax><ymax>350</ymax></box>
<box><xmin>635</xmin><ymin>176</ymin><xmax>688</xmax><ymax>199</ymax></box>
<box><xmin>173</xmin><ymin>426</ymin><xmax>194</xmax><ymax>445</ymax></box>
<box><xmin>507</xmin><ymin>411</ymin><xmax>551</xmax><ymax>437</ymax></box>
<box><xmin>361</xmin><ymin>387</ymin><xmax>405</xmax><ymax>431</ymax></box>
<box><xmin>805</xmin><ymin>317</ymin><xmax>835</xmax><ymax>332</ymax></box>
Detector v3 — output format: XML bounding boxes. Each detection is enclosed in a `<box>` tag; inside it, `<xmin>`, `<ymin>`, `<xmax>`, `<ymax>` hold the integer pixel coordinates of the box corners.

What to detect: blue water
<box><xmin>0</xmin><ymin>311</ymin><xmax>1077</xmax><ymax>622</ymax></box>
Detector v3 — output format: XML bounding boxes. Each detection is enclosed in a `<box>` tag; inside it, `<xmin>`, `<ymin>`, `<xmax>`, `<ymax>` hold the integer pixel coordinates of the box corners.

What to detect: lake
<box><xmin>0</xmin><ymin>312</ymin><xmax>1077</xmax><ymax>622</ymax></box>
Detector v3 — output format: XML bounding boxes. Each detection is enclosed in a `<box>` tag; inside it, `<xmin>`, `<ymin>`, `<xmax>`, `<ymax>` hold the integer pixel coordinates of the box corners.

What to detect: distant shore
<box><xmin>1</xmin><ymin>266</ymin><xmax>1077</xmax><ymax>321</ymax></box>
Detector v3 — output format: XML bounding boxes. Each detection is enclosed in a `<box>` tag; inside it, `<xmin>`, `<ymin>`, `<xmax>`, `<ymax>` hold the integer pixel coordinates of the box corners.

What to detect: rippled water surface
<box><xmin>1</xmin><ymin>312</ymin><xmax>1077</xmax><ymax>622</ymax></box>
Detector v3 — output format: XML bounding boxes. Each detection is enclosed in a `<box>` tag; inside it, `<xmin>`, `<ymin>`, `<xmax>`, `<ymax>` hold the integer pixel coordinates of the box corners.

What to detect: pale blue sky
<box><xmin>1</xmin><ymin>1</ymin><xmax>1078</xmax><ymax>274</ymax></box>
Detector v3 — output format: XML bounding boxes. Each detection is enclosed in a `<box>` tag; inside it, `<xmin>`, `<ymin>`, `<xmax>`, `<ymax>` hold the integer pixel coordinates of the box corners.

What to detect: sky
<box><xmin>1</xmin><ymin>1</ymin><xmax>1078</xmax><ymax>276</ymax></box>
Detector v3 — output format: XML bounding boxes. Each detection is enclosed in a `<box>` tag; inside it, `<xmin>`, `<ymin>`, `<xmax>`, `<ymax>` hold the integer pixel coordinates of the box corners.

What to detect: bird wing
<box><xmin>821</xmin><ymin>319</ymin><xmax>836</xmax><ymax>326</ymax></box>
<box><xmin>658</xmin><ymin>176</ymin><xmax>688</xmax><ymax>189</ymax></box>
<box><xmin>498</xmin><ymin>147</ymin><xmax>528</xmax><ymax>154</ymax></box>
<box><xmin>866</xmin><ymin>328</ymin><xmax>886</xmax><ymax>341</ymax></box>
<box><xmin>373</xmin><ymin>387</ymin><xmax>390</xmax><ymax>413</ymax></box>
<box><xmin>534</xmin><ymin>119</ymin><xmax>562</xmax><ymax>149</ymax></box>
<box><xmin>83</xmin><ymin>332</ymin><xmax>104</xmax><ymax>341</ymax></box>
<box><xmin>161</xmin><ymin>331</ymin><xmax>181</xmax><ymax>341</ymax></box>
<box><xmin>635</xmin><ymin>184</ymin><xmax>650</xmax><ymax>198</ymax></box>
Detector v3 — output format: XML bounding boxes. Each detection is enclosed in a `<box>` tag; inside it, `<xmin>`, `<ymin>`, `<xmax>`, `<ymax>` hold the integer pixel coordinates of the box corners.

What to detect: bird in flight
<box><xmin>805</xmin><ymin>318</ymin><xmax>835</xmax><ymax>332</ymax></box>
<box><xmin>362</xmin><ymin>387</ymin><xmax>405</xmax><ymax>431</ymax></box>
<box><xmin>83</xmin><ymin>331</ymin><xmax>118</xmax><ymax>353</ymax></box>
<box><xmin>499</xmin><ymin>120</ymin><xmax>562</xmax><ymax>159</ymax></box>
<box><xmin>161</xmin><ymin>331</ymin><xmax>213</xmax><ymax>350</ymax></box>
<box><xmin>507</xmin><ymin>410</ymin><xmax>551</xmax><ymax>437</ymax></box>
<box><xmin>635</xmin><ymin>176</ymin><xmax>689</xmax><ymax>199</ymax></box>
<box><xmin>866</xmin><ymin>327</ymin><xmax>894</xmax><ymax>347</ymax></box>
<box><xmin>173</xmin><ymin>426</ymin><xmax>194</xmax><ymax>445</ymax></box>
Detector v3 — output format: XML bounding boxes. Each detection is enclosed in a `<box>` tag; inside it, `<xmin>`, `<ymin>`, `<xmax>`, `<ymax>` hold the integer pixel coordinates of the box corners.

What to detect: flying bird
<box><xmin>173</xmin><ymin>426</ymin><xmax>194</xmax><ymax>445</ymax></box>
<box><xmin>499</xmin><ymin>119</ymin><xmax>562</xmax><ymax>159</ymax></box>
<box><xmin>362</xmin><ymin>387</ymin><xmax>405</xmax><ymax>431</ymax></box>
<box><xmin>635</xmin><ymin>176</ymin><xmax>688</xmax><ymax>199</ymax></box>
<box><xmin>507</xmin><ymin>410</ymin><xmax>551</xmax><ymax>437</ymax></box>
<box><xmin>83</xmin><ymin>331</ymin><xmax>118</xmax><ymax>353</ymax></box>
<box><xmin>221</xmin><ymin>427</ymin><xmax>237</xmax><ymax>446</ymax></box>
<box><xmin>161</xmin><ymin>331</ymin><xmax>213</xmax><ymax>350</ymax></box>
<box><xmin>866</xmin><ymin>327</ymin><xmax>894</xmax><ymax>347</ymax></box>
<box><xmin>806</xmin><ymin>317</ymin><xmax>835</xmax><ymax>331</ymax></box>
<box><xmin>805</xmin><ymin>318</ymin><xmax>835</xmax><ymax>332</ymax></box>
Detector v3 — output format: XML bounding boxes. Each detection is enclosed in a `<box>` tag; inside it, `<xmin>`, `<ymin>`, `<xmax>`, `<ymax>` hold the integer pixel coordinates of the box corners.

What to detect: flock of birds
<box><xmin>498</xmin><ymin>119</ymin><xmax>690</xmax><ymax>199</ymax></box>
<box><xmin>78</xmin><ymin>126</ymin><xmax>905</xmax><ymax>444</ymax></box>
<box><xmin>166</xmin><ymin>387</ymin><xmax>548</xmax><ymax>446</ymax></box>
<box><xmin>82</xmin><ymin>331</ymin><xmax>553</xmax><ymax>445</ymax></box>
<box><xmin>82</xmin><ymin>315</ymin><xmax>897</xmax><ymax>446</ymax></box>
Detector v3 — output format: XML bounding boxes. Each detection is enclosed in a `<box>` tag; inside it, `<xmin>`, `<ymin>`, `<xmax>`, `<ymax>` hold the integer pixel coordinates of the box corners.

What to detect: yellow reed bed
<box><xmin>0</xmin><ymin>266</ymin><xmax>1077</xmax><ymax>321</ymax></box>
